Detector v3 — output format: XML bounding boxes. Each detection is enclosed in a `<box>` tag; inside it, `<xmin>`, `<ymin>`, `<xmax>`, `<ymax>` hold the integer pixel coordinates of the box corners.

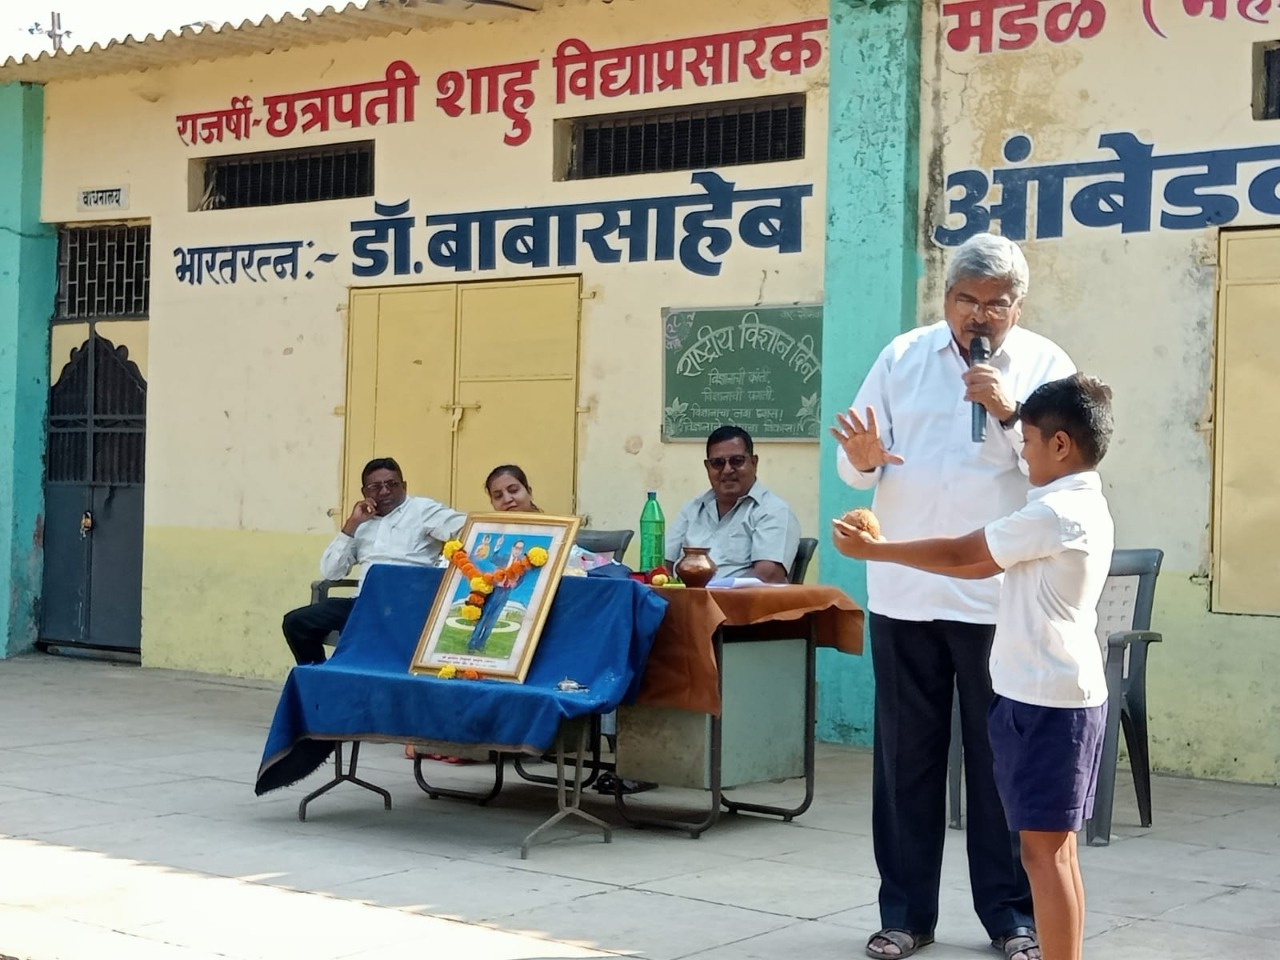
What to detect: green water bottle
<box><xmin>639</xmin><ymin>491</ymin><xmax>666</xmax><ymax>571</ymax></box>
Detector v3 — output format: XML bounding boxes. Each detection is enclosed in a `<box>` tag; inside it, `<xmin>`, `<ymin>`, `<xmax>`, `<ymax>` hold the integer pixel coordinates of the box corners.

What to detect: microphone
<box><xmin>969</xmin><ymin>335</ymin><xmax>991</xmax><ymax>443</ymax></box>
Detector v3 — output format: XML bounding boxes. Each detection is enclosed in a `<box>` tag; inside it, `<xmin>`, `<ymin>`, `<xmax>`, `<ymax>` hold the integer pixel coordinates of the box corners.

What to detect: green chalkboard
<box><xmin>661</xmin><ymin>304</ymin><xmax>823</xmax><ymax>442</ymax></box>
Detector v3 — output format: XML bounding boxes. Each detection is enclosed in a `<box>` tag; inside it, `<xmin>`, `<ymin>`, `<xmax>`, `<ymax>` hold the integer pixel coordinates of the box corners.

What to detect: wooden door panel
<box><xmin>456</xmin><ymin>277</ymin><xmax>580</xmax><ymax>381</ymax></box>
<box><xmin>454</xmin><ymin>379</ymin><xmax>578</xmax><ymax>515</ymax></box>
<box><xmin>345</xmin><ymin>287</ymin><xmax>457</xmax><ymax>510</ymax></box>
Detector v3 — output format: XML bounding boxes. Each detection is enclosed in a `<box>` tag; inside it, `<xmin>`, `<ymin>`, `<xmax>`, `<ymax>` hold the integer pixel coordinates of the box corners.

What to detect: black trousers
<box><xmin>870</xmin><ymin>613</ymin><xmax>1034</xmax><ymax>938</ymax></box>
<box><xmin>282</xmin><ymin>598</ymin><xmax>355</xmax><ymax>665</ymax></box>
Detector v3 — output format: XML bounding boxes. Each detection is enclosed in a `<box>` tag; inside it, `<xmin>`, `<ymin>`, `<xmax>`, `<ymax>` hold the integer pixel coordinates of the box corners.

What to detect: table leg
<box><xmin>614</xmin><ymin>629</ymin><xmax>726</xmax><ymax>839</ymax></box>
<box><xmin>297</xmin><ymin>742</ymin><xmax>393</xmax><ymax>822</ymax></box>
<box><xmin>413</xmin><ymin>751</ymin><xmax>506</xmax><ymax>805</ymax></box>
<box><xmin>513</xmin><ymin>714</ymin><xmax>609</xmax><ymax>789</ymax></box>
<box><xmin>721</xmin><ymin>628</ymin><xmax>817</xmax><ymax>821</ymax></box>
<box><xmin>521</xmin><ymin>718</ymin><xmax>613</xmax><ymax>858</ymax></box>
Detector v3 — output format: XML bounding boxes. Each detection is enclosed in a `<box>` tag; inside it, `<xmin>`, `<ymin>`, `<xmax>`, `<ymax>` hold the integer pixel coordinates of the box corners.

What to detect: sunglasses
<box><xmin>705</xmin><ymin>455</ymin><xmax>750</xmax><ymax>471</ymax></box>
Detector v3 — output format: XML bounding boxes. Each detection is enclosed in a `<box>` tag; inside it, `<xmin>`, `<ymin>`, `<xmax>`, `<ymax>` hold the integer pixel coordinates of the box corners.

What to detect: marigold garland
<box><xmin>442</xmin><ymin>537</ymin><xmax>551</xmax><ymax>617</ymax></box>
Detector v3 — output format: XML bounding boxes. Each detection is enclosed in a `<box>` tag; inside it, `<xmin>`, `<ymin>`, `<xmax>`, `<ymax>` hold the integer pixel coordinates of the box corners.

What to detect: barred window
<box><xmin>195</xmin><ymin>141</ymin><xmax>375</xmax><ymax>211</ymax></box>
<box><xmin>561</xmin><ymin>94</ymin><xmax>806</xmax><ymax>181</ymax></box>
<box><xmin>56</xmin><ymin>224</ymin><xmax>151</xmax><ymax>321</ymax></box>
<box><xmin>1255</xmin><ymin>41</ymin><xmax>1280</xmax><ymax>120</ymax></box>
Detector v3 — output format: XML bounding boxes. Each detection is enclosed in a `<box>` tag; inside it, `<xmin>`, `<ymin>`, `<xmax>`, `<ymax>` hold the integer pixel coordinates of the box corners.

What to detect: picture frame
<box><xmin>410</xmin><ymin>512</ymin><xmax>581</xmax><ymax>682</ymax></box>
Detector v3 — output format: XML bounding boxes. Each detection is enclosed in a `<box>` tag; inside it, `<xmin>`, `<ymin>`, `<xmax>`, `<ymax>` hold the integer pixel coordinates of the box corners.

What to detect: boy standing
<box><xmin>833</xmin><ymin>373</ymin><xmax>1115</xmax><ymax>960</ymax></box>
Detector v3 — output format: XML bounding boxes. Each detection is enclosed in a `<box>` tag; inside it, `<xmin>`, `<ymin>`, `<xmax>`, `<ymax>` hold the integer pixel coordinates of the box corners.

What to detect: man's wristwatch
<box><xmin>999</xmin><ymin>402</ymin><xmax>1022</xmax><ymax>430</ymax></box>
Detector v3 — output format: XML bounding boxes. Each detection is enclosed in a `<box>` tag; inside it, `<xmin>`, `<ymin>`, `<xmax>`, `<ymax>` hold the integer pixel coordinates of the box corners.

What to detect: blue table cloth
<box><xmin>256</xmin><ymin>564</ymin><xmax>668</xmax><ymax>794</ymax></box>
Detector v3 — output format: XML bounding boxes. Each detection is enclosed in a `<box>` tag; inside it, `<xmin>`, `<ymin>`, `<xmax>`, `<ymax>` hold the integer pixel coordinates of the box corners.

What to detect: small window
<box><xmin>559</xmin><ymin>94</ymin><xmax>806</xmax><ymax>181</ymax></box>
<box><xmin>1253</xmin><ymin>41</ymin><xmax>1280</xmax><ymax>119</ymax></box>
<box><xmin>193</xmin><ymin>141</ymin><xmax>374</xmax><ymax>211</ymax></box>
<box><xmin>56</xmin><ymin>224</ymin><xmax>150</xmax><ymax>321</ymax></box>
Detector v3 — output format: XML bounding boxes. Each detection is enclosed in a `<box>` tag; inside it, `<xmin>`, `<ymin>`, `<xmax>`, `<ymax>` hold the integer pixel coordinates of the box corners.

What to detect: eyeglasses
<box><xmin>952</xmin><ymin>293</ymin><xmax>1015</xmax><ymax>319</ymax></box>
<box><xmin>705</xmin><ymin>455</ymin><xmax>750</xmax><ymax>472</ymax></box>
<box><xmin>362</xmin><ymin>479</ymin><xmax>403</xmax><ymax>493</ymax></box>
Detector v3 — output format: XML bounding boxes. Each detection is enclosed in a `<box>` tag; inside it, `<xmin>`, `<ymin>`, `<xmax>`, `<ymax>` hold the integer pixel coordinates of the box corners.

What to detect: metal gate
<box><xmin>41</xmin><ymin>333</ymin><xmax>147</xmax><ymax>651</ymax></box>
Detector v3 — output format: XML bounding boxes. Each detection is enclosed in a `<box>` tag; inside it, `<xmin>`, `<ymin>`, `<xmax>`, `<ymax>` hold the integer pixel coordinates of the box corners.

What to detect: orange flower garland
<box><xmin>442</xmin><ymin>539</ymin><xmax>548</xmax><ymax>621</ymax></box>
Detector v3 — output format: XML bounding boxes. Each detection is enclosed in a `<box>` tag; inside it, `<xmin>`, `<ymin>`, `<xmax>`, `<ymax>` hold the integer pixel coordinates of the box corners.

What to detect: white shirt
<box><xmin>983</xmin><ymin>472</ymin><xmax>1114</xmax><ymax>708</ymax></box>
<box><xmin>838</xmin><ymin>321</ymin><xmax>1076</xmax><ymax>622</ymax></box>
<box><xmin>320</xmin><ymin>496</ymin><xmax>466</xmax><ymax>591</ymax></box>
<box><xmin>665</xmin><ymin>481</ymin><xmax>800</xmax><ymax>579</ymax></box>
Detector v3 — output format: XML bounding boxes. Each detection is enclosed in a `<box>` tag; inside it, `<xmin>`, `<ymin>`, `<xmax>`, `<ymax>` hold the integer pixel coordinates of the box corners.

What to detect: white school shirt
<box><xmin>837</xmin><ymin>321</ymin><xmax>1076</xmax><ymax>623</ymax></box>
<box><xmin>320</xmin><ymin>496</ymin><xmax>466</xmax><ymax>592</ymax></box>
<box><xmin>983</xmin><ymin>471</ymin><xmax>1114</xmax><ymax>708</ymax></box>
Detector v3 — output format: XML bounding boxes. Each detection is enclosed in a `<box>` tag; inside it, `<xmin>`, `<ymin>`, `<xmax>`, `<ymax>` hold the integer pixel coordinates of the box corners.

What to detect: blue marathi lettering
<box><xmin>172</xmin><ymin>240</ymin><xmax>335</xmax><ymax>285</ymax></box>
<box><xmin>350</xmin><ymin>173</ymin><xmax>813</xmax><ymax>277</ymax></box>
<box><xmin>351</xmin><ymin>199</ymin><xmax>416</xmax><ymax>277</ymax></box>
<box><xmin>934</xmin><ymin>132</ymin><xmax>1280</xmax><ymax>245</ymax></box>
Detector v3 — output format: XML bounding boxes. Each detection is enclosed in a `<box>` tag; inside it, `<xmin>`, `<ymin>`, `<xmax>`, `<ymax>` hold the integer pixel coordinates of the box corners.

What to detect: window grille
<box><xmin>56</xmin><ymin>225</ymin><xmax>150</xmax><ymax>321</ymax></box>
<box><xmin>197</xmin><ymin>141</ymin><xmax>375</xmax><ymax>210</ymax></box>
<box><xmin>1258</xmin><ymin>43</ymin><xmax>1280</xmax><ymax>120</ymax></box>
<box><xmin>47</xmin><ymin>336</ymin><xmax>146</xmax><ymax>486</ymax></box>
<box><xmin>564</xmin><ymin>94</ymin><xmax>806</xmax><ymax>180</ymax></box>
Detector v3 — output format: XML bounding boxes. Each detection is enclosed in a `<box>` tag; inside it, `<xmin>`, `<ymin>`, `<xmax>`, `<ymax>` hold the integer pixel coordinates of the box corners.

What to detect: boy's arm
<box><xmin>831</xmin><ymin>521</ymin><xmax>1003</xmax><ymax>579</ymax></box>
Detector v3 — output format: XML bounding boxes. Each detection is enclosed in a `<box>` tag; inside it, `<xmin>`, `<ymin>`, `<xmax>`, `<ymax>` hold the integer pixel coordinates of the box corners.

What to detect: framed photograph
<box><xmin>410</xmin><ymin>512</ymin><xmax>581</xmax><ymax>682</ymax></box>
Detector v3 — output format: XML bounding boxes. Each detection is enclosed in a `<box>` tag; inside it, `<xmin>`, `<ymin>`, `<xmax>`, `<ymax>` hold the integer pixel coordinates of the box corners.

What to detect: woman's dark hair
<box><xmin>485</xmin><ymin>464</ymin><xmax>540</xmax><ymax>510</ymax></box>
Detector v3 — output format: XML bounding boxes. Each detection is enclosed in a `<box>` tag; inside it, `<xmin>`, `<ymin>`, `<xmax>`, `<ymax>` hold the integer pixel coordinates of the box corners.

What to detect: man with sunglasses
<box><xmin>282</xmin><ymin>457</ymin><xmax>465</xmax><ymax>665</ymax></box>
<box><xmin>665</xmin><ymin>425</ymin><xmax>800</xmax><ymax>584</ymax></box>
<box><xmin>831</xmin><ymin>234</ymin><xmax>1075</xmax><ymax>960</ymax></box>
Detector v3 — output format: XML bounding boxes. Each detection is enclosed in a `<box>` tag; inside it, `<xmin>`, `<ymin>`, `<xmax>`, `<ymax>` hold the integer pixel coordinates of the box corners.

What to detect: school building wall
<box><xmin>918</xmin><ymin>1</ymin><xmax>1280</xmax><ymax>784</ymax></box>
<box><xmin>37</xmin><ymin>0</ymin><xmax>829</xmax><ymax>679</ymax></box>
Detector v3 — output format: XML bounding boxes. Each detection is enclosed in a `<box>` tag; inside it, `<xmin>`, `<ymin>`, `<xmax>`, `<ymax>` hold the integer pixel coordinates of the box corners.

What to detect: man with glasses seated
<box><xmin>665</xmin><ymin>425</ymin><xmax>800</xmax><ymax>585</ymax></box>
<box><xmin>282</xmin><ymin>457</ymin><xmax>465</xmax><ymax>665</ymax></box>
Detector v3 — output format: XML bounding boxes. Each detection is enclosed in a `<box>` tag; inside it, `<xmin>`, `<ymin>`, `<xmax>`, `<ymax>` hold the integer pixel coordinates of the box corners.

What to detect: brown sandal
<box><xmin>992</xmin><ymin>927</ymin><xmax>1041</xmax><ymax>960</ymax></box>
<box><xmin>866</xmin><ymin>929</ymin><xmax>934</xmax><ymax>959</ymax></box>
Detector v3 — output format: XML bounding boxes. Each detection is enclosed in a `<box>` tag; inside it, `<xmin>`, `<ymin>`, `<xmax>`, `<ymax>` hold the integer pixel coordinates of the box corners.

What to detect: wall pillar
<box><xmin>817</xmin><ymin>0</ymin><xmax>922</xmax><ymax>743</ymax></box>
<box><xmin>0</xmin><ymin>83</ymin><xmax>54</xmax><ymax>658</ymax></box>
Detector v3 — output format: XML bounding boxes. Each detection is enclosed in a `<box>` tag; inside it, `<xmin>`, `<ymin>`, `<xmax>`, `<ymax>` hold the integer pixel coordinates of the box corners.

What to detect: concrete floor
<box><xmin>1</xmin><ymin>653</ymin><xmax>1277</xmax><ymax>959</ymax></box>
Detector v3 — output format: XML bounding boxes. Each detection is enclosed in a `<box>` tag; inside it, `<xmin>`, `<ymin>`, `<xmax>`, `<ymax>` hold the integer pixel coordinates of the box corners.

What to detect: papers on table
<box><xmin>706</xmin><ymin>577</ymin><xmax>788</xmax><ymax>589</ymax></box>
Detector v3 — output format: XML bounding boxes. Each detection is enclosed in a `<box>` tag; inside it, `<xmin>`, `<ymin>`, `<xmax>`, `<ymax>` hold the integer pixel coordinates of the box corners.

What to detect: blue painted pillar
<box><xmin>818</xmin><ymin>1</ymin><xmax>922</xmax><ymax>743</ymax></box>
<box><xmin>0</xmin><ymin>83</ymin><xmax>54</xmax><ymax>658</ymax></box>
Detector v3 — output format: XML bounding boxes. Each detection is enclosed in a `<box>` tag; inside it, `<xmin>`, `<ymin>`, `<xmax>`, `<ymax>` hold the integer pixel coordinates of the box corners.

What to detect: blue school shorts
<box><xmin>987</xmin><ymin>694</ymin><xmax>1108</xmax><ymax>833</ymax></box>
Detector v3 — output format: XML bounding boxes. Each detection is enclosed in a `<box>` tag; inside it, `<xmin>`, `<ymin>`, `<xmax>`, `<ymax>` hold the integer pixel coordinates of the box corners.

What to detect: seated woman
<box><xmin>484</xmin><ymin>464</ymin><xmax>603</xmax><ymax>572</ymax></box>
<box><xmin>485</xmin><ymin>464</ymin><xmax>652</xmax><ymax>795</ymax></box>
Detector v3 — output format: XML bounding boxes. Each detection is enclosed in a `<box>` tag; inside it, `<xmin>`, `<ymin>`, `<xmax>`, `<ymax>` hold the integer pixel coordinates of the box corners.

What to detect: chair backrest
<box><xmin>575</xmin><ymin>528</ymin><xmax>635</xmax><ymax>561</ymax></box>
<box><xmin>790</xmin><ymin>537</ymin><xmax>818</xmax><ymax>584</ymax></box>
<box><xmin>1094</xmin><ymin>548</ymin><xmax>1163</xmax><ymax>648</ymax></box>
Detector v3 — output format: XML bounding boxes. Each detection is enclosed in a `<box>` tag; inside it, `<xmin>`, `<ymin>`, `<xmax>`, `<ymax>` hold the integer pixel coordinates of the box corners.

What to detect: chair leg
<box><xmin>1087</xmin><ymin>651</ymin><xmax>1126</xmax><ymax>846</ymax></box>
<box><xmin>1121</xmin><ymin>700</ymin><xmax>1153</xmax><ymax>828</ymax></box>
<box><xmin>947</xmin><ymin>689</ymin><xmax>963</xmax><ymax>830</ymax></box>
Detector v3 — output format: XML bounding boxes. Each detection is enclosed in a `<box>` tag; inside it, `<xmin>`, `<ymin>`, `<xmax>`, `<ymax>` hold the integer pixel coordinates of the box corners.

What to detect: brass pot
<box><xmin>674</xmin><ymin>546</ymin><xmax>717</xmax><ymax>589</ymax></box>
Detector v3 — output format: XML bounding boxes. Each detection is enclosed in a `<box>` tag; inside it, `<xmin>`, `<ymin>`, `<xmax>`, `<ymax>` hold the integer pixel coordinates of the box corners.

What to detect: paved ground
<box><xmin>1</xmin><ymin>653</ymin><xmax>1277</xmax><ymax>959</ymax></box>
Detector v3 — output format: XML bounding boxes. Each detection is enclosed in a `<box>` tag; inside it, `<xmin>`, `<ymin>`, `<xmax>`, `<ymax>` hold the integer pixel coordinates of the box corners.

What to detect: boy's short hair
<box><xmin>1021</xmin><ymin>373</ymin><xmax>1114</xmax><ymax>466</ymax></box>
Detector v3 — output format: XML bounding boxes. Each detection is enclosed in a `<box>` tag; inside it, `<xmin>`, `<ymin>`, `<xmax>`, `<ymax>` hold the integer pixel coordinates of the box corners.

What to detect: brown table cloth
<box><xmin>635</xmin><ymin>585</ymin><xmax>864</xmax><ymax>716</ymax></box>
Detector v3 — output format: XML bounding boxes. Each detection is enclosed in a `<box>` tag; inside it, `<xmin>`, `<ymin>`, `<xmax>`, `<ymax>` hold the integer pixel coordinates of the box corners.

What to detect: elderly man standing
<box><xmin>666</xmin><ymin>425</ymin><xmax>800</xmax><ymax>583</ymax></box>
<box><xmin>832</xmin><ymin>234</ymin><xmax>1075</xmax><ymax>960</ymax></box>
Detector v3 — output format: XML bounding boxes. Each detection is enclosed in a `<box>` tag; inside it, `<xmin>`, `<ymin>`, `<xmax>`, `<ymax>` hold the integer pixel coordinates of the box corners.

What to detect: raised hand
<box><xmin>830</xmin><ymin>406</ymin><xmax>905</xmax><ymax>473</ymax></box>
<box><xmin>342</xmin><ymin>498</ymin><xmax>378</xmax><ymax>536</ymax></box>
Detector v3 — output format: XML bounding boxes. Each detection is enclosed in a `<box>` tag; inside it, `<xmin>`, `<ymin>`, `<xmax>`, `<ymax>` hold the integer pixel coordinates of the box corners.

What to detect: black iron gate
<box><xmin>41</xmin><ymin>333</ymin><xmax>146</xmax><ymax>651</ymax></box>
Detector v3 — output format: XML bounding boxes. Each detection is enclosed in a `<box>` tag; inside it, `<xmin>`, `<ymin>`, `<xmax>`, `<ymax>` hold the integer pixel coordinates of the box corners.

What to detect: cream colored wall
<box><xmin>921</xmin><ymin>5</ymin><xmax>1280</xmax><ymax>783</ymax></box>
<box><xmin>40</xmin><ymin>0</ymin><xmax>827</xmax><ymax>679</ymax></box>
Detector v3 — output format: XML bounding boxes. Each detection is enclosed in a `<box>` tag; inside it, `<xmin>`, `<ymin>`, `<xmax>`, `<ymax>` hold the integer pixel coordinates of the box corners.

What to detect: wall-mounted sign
<box><xmin>662</xmin><ymin>304</ymin><xmax>822</xmax><ymax>442</ymax></box>
<box><xmin>77</xmin><ymin>186</ymin><xmax>129</xmax><ymax>212</ymax></box>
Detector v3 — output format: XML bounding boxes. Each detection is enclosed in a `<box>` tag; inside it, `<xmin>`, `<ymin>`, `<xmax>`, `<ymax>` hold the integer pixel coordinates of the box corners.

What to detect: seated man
<box><xmin>665</xmin><ymin>425</ymin><xmax>801</xmax><ymax>584</ymax></box>
<box><xmin>282</xmin><ymin>457</ymin><xmax>465</xmax><ymax>665</ymax></box>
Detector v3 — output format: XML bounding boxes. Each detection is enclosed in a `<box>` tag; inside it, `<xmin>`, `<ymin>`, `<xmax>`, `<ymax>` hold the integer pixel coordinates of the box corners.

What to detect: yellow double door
<box><xmin>344</xmin><ymin>276</ymin><xmax>580</xmax><ymax>516</ymax></box>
